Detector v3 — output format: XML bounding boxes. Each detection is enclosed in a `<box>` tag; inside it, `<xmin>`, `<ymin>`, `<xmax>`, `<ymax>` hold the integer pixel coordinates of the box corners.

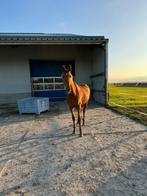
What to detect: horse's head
<box><xmin>62</xmin><ymin>65</ymin><xmax>73</xmax><ymax>92</ymax></box>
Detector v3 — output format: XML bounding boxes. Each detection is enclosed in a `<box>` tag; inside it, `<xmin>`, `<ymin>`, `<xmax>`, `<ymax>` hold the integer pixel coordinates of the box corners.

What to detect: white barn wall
<box><xmin>0</xmin><ymin>46</ymin><xmax>32</xmax><ymax>103</ymax></box>
<box><xmin>92</xmin><ymin>46</ymin><xmax>105</xmax><ymax>104</ymax></box>
<box><xmin>0</xmin><ymin>45</ymin><xmax>92</xmax><ymax>104</ymax></box>
<box><xmin>75</xmin><ymin>46</ymin><xmax>92</xmax><ymax>86</ymax></box>
<box><xmin>0</xmin><ymin>59</ymin><xmax>31</xmax><ymax>93</ymax></box>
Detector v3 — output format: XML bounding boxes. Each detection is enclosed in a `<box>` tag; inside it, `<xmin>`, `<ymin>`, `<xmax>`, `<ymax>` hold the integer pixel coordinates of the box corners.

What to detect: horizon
<box><xmin>109</xmin><ymin>81</ymin><xmax>147</xmax><ymax>84</ymax></box>
<box><xmin>109</xmin><ymin>75</ymin><xmax>147</xmax><ymax>83</ymax></box>
<box><xmin>0</xmin><ymin>0</ymin><xmax>147</xmax><ymax>82</ymax></box>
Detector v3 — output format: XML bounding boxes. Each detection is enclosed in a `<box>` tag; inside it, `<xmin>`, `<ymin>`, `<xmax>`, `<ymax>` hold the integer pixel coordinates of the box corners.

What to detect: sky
<box><xmin>0</xmin><ymin>0</ymin><xmax>147</xmax><ymax>82</ymax></box>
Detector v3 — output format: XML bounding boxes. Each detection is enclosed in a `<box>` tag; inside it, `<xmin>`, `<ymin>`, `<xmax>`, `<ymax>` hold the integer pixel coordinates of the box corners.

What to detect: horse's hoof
<box><xmin>80</xmin><ymin>134</ymin><xmax>83</xmax><ymax>137</ymax></box>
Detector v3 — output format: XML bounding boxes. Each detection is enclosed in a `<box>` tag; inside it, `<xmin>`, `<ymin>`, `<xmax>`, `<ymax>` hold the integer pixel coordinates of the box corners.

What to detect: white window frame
<box><xmin>32</xmin><ymin>76</ymin><xmax>65</xmax><ymax>91</ymax></box>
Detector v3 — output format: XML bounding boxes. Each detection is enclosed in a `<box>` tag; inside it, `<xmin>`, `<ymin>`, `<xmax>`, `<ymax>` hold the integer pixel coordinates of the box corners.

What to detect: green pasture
<box><xmin>108</xmin><ymin>85</ymin><xmax>147</xmax><ymax>125</ymax></box>
<box><xmin>109</xmin><ymin>85</ymin><xmax>147</xmax><ymax>106</ymax></box>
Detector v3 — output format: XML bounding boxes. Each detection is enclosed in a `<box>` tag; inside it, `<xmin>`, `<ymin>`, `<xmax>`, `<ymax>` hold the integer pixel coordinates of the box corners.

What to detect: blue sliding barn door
<box><xmin>30</xmin><ymin>60</ymin><xmax>75</xmax><ymax>101</ymax></box>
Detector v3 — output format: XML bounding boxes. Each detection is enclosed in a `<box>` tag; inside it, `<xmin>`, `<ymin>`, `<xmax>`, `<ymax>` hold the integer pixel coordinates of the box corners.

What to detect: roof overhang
<box><xmin>0</xmin><ymin>33</ymin><xmax>109</xmax><ymax>45</ymax></box>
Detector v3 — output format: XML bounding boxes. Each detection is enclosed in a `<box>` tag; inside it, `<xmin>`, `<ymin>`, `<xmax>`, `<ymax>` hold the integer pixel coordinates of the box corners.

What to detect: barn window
<box><xmin>32</xmin><ymin>77</ymin><xmax>65</xmax><ymax>91</ymax></box>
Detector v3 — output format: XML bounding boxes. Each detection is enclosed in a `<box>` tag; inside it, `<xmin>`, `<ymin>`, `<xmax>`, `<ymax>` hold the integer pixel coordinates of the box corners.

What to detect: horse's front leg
<box><xmin>78</xmin><ymin>105</ymin><xmax>83</xmax><ymax>137</ymax></box>
<box><xmin>71</xmin><ymin>108</ymin><xmax>75</xmax><ymax>134</ymax></box>
<box><xmin>77</xmin><ymin>106</ymin><xmax>83</xmax><ymax>125</ymax></box>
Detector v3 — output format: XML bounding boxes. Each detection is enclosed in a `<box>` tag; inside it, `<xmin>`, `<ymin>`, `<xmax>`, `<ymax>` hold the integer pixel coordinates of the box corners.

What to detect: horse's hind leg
<box><xmin>83</xmin><ymin>104</ymin><xmax>86</xmax><ymax>126</ymax></box>
<box><xmin>71</xmin><ymin>108</ymin><xmax>76</xmax><ymax>134</ymax></box>
<box><xmin>77</xmin><ymin>117</ymin><xmax>79</xmax><ymax>125</ymax></box>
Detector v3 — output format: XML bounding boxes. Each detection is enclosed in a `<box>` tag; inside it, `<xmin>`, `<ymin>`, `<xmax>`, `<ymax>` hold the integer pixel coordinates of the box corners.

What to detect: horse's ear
<box><xmin>69</xmin><ymin>65</ymin><xmax>72</xmax><ymax>72</ymax></box>
<box><xmin>62</xmin><ymin>65</ymin><xmax>68</xmax><ymax>73</ymax></box>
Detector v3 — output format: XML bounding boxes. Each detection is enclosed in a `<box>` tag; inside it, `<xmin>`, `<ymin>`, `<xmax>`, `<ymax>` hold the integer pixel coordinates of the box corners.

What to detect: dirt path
<box><xmin>0</xmin><ymin>102</ymin><xmax>147</xmax><ymax>196</ymax></box>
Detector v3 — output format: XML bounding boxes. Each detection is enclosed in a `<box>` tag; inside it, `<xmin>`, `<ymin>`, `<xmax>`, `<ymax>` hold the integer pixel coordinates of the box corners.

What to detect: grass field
<box><xmin>108</xmin><ymin>85</ymin><xmax>147</xmax><ymax>125</ymax></box>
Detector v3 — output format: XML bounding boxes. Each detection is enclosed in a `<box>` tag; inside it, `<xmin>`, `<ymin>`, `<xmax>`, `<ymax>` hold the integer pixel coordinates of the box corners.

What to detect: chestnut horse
<box><xmin>62</xmin><ymin>65</ymin><xmax>90</xmax><ymax>137</ymax></box>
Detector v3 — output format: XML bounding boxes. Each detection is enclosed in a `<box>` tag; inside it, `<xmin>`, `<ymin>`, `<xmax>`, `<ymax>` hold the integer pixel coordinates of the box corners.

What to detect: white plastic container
<box><xmin>17</xmin><ymin>97</ymin><xmax>49</xmax><ymax>114</ymax></box>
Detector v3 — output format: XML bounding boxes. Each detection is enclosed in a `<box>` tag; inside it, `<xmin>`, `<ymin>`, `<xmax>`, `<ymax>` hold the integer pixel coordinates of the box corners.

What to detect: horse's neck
<box><xmin>70</xmin><ymin>81</ymin><xmax>79</xmax><ymax>97</ymax></box>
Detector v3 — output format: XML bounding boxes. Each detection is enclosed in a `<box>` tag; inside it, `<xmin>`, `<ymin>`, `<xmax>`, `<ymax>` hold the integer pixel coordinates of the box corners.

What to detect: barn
<box><xmin>0</xmin><ymin>33</ymin><xmax>108</xmax><ymax>105</ymax></box>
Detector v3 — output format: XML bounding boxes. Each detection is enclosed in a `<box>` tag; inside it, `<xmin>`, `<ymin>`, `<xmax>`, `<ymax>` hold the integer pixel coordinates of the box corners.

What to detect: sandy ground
<box><xmin>0</xmin><ymin>102</ymin><xmax>147</xmax><ymax>196</ymax></box>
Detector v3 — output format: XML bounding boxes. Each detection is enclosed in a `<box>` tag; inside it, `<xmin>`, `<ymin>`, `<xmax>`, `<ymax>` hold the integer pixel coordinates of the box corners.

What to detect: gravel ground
<box><xmin>0</xmin><ymin>102</ymin><xmax>147</xmax><ymax>196</ymax></box>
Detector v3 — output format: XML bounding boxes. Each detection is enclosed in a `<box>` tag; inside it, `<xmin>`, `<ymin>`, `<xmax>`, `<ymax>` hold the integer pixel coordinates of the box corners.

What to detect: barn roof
<box><xmin>0</xmin><ymin>33</ymin><xmax>108</xmax><ymax>45</ymax></box>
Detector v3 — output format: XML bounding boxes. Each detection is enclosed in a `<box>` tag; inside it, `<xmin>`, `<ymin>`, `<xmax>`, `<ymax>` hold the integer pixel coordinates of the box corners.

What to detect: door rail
<box><xmin>92</xmin><ymin>89</ymin><xmax>105</xmax><ymax>93</ymax></box>
<box><xmin>90</xmin><ymin>72</ymin><xmax>105</xmax><ymax>79</ymax></box>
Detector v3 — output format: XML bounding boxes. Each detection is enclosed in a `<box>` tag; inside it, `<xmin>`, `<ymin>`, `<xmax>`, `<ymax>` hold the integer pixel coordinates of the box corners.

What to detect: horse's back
<box><xmin>79</xmin><ymin>83</ymin><xmax>90</xmax><ymax>96</ymax></box>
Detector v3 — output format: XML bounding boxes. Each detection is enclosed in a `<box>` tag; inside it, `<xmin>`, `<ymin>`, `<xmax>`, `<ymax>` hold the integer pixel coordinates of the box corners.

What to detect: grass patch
<box><xmin>108</xmin><ymin>85</ymin><xmax>147</xmax><ymax>126</ymax></box>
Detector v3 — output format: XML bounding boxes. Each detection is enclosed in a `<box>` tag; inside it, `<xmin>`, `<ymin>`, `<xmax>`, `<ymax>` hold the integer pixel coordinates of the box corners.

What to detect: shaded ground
<box><xmin>0</xmin><ymin>102</ymin><xmax>147</xmax><ymax>196</ymax></box>
<box><xmin>108</xmin><ymin>105</ymin><xmax>147</xmax><ymax>126</ymax></box>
